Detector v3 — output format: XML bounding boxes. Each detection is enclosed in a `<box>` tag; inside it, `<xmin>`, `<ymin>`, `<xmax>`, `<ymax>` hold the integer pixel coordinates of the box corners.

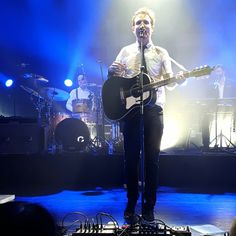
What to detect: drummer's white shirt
<box><xmin>66</xmin><ymin>87</ymin><xmax>92</xmax><ymax>112</ymax></box>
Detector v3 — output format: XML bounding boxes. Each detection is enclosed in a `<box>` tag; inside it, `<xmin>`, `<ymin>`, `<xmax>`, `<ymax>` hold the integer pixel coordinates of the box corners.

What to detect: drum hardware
<box><xmin>84</xmin><ymin>90</ymin><xmax>123</xmax><ymax>153</ymax></box>
<box><xmin>22</xmin><ymin>73</ymin><xmax>49</xmax><ymax>83</ymax></box>
<box><xmin>20</xmin><ymin>79</ymin><xmax>124</xmax><ymax>154</ymax></box>
<box><xmin>46</xmin><ymin>104</ymin><xmax>73</xmax><ymax>153</ymax></box>
<box><xmin>89</xmin><ymin>95</ymin><xmax>111</xmax><ymax>152</ymax></box>
<box><xmin>41</xmin><ymin>88</ymin><xmax>69</xmax><ymax>152</ymax></box>
<box><xmin>42</xmin><ymin>87</ymin><xmax>69</xmax><ymax>102</ymax></box>
<box><xmin>42</xmin><ymin>87</ymin><xmax>70</xmax><ymax>150</ymax></box>
<box><xmin>91</xmin><ymin>109</ymin><xmax>123</xmax><ymax>154</ymax></box>
<box><xmin>95</xmin><ymin>62</ymin><xmax>124</xmax><ymax>154</ymax></box>
<box><xmin>20</xmin><ymin>85</ymin><xmax>56</xmax><ymax>153</ymax></box>
<box><xmin>20</xmin><ymin>83</ymin><xmax>72</xmax><ymax>152</ymax></box>
<box><xmin>20</xmin><ymin>85</ymin><xmax>47</xmax><ymax>125</ymax></box>
<box><xmin>20</xmin><ymin>72</ymin><xmax>51</xmax><ymax>123</ymax></box>
<box><xmin>20</xmin><ymin>85</ymin><xmax>44</xmax><ymax>98</ymax></box>
<box><xmin>83</xmin><ymin>61</ymin><xmax>109</xmax><ymax>152</ymax></box>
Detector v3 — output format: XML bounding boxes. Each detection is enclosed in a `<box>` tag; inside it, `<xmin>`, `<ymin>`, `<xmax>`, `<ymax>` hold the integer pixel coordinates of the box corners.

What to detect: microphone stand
<box><xmin>139</xmin><ymin>32</ymin><xmax>146</xmax><ymax>216</ymax></box>
<box><xmin>98</xmin><ymin>61</ymin><xmax>108</xmax><ymax>150</ymax></box>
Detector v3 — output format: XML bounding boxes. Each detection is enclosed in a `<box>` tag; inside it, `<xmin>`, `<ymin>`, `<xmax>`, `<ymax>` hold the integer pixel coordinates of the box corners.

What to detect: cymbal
<box><xmin>20</xmin><ymin>85</ymin><xmax>44</xmax><ymax>99</ymax></box>
<box><xmin>43</xmin><ymin>87</ymin><xmax>69</xmax><ymax>101</ymax></box>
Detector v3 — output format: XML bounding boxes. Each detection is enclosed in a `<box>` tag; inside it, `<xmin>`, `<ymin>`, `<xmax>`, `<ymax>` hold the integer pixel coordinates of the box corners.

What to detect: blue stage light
<box><xmin>64</xmin><ymin>79</ymin><xmax>73</xmax><ymax>87</ymax></box>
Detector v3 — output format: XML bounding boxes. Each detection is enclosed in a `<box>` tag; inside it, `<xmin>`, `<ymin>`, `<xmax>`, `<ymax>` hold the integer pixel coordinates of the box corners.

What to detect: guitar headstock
<box><xmin>188</xmin><ymin>65</ymin><xmax>215</xmax><ymax>78</ymax></box>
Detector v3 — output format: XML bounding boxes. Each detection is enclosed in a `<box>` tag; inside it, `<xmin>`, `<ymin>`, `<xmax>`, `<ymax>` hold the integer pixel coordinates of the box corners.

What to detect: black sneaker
<box><xmin>124</xmin><ymin>200</ymin><xmax>139</xmax><ymax>225</ymax></box>
<box><xmin>142</xmin><ymin>208</ymin><xmax>155</xmax><ymax>222</ymax></box>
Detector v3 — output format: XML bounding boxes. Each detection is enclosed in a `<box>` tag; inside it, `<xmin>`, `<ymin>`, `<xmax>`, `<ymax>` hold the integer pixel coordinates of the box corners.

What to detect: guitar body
<box><xmin>102</xmin><ymin>74</ymin><xmax>155</xmax><ymax>121</ymax></box>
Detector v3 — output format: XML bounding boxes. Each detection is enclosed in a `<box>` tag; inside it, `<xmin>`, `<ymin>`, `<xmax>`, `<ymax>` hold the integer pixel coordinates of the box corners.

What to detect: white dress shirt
<box><xmin>115</xmin><ymin>41</ymin><xmax>173</xmax><ymax>107</ymax></box>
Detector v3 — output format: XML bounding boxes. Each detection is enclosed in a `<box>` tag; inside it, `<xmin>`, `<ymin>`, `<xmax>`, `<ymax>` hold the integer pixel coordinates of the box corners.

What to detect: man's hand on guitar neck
<box><xmin>176</xmin><ymin>70</ymin><xmax>187</xmax><ymax>84</ymax></box>
<box><xmin>164</xmin><ymin>71</ymin><xmax>186</xmax><ymax>90</ymax></box>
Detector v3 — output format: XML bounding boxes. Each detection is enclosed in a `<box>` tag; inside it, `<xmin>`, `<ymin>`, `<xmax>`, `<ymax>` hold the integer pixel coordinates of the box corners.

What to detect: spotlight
<box><xmin>5</xmin><ymin>79</ymin><xmax>14</xmax><ymax>87</ymax></box>
<box><xmin>64</xmin><ymin>79</ymin><xmax>73</xmax><ymax>87</ymax></box>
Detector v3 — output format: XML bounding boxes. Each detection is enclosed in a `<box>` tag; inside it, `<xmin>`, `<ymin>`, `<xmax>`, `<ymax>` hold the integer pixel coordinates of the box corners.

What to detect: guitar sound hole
<box><xmin>131</xmin><ymin>87</ymin><xmax>142</xmax><ymax>98</ymax></box>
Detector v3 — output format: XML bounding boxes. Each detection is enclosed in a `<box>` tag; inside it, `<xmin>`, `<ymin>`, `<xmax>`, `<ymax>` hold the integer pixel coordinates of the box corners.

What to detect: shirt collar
<box><xmin>135</xmin><ymin>40</ymin><xmax>154</xmax><ymax>50</ymax></box>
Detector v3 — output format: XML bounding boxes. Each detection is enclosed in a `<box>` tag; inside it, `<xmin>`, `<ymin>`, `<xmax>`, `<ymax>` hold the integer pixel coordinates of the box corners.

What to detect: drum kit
<box><xmin>20</xmin><ymin>74</ymin><xmax>123</xmax><ymax>153</ymax></box>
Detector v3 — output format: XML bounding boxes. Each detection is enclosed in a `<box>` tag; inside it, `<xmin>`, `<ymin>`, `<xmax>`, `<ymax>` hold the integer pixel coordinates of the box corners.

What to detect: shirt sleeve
<box><xmin>115</xmin><ymin>47</ymin><xmax>126</xmax><ymax>63</ymax></box>
<box><xmin>159</xmin><ymin>47</ymin><xmax>176</xmax><ymax>90</ymax></box>
<box><xmin>161</xmin><ymin>49</ymin><xmax>173</xmax><ymax>76</ymax></box>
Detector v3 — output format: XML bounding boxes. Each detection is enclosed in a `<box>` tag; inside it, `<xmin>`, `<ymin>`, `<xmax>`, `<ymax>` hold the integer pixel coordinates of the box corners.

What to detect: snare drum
<box><xmin>72</xmin><ymin>99</ymin><xmax>92</xmax><ymax>113</ymax></box>
<box><xmin>80</xmin><ymin>112</ymin><xmax>96</xmax><ymax>123</ymax></box>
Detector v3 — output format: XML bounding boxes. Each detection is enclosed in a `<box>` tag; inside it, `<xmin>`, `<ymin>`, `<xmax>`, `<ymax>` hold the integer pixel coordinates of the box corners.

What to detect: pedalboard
<box><xmin>72</xmin><ymin>222</ymin><xmax>191</xmax><ymax>236</ymax></box>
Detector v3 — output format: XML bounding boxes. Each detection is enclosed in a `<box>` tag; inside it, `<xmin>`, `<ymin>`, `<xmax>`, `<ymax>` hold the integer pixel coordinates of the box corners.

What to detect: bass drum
<box><xmin>55</xmin><ymin>118</ymin><xmax>90</xmax><ymax>151</ymax></box>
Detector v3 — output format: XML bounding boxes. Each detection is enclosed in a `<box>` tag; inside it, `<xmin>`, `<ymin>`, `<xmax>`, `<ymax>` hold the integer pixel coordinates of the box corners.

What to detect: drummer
<box><xmin>66</xmin><ymin>74</ymin><xmax>95</xmax><ymax>122</ymax></box>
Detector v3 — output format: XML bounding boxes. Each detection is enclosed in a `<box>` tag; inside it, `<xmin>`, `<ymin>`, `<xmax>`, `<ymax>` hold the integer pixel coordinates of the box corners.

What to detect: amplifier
<box><xmin>0</xmin><ymin>117</ymin><xmax>46</xmax><ymax>155</ymax></box>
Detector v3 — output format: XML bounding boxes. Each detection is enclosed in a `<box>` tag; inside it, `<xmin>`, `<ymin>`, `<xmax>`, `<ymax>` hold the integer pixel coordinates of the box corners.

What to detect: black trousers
<box><xmin>123</xmin><ymin>105</ymin><xmax>164</xmax><ymax>209</ymax></box>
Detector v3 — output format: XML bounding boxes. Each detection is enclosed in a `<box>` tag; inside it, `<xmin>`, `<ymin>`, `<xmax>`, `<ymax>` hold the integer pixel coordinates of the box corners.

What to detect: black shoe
<box><xmin>124</xmin><ymin>200</ymin><xmax>139</xmax><ymax>225</ymax></box>
<box><xmin>124</xmin><ymin>211</ymin><xmax>139</xmax><ymax>225</ymax></box>
<box><xmin>142</xmin><ymin>208</ymin><xmax>155</xmax><ymax>222</ymax></box>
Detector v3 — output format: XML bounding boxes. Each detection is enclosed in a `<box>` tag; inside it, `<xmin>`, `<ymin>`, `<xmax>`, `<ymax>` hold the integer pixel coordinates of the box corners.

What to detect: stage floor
<box><xmin>15</xmin><ymin>186</ymin><xmax>236</xmax><ymax>235</ymax></box>
<box><xmin>0</xmin><ymin>149</ymin><xmax>236</xmax><ymax>235</ymax></box>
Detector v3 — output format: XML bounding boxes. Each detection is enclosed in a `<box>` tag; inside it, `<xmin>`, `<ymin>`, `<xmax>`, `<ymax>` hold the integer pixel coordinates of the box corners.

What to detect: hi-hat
<box><xmin>43</xmin><ymin>87</ymin><xmax>69</xmax><ymax>101</ymax></box>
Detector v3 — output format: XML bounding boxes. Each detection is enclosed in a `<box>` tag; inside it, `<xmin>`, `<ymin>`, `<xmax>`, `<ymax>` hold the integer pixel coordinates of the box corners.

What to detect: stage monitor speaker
<box><xmin>0</xmin><ymin>117</ymin><xmax>46</xmax><ymax>155</ymax></box>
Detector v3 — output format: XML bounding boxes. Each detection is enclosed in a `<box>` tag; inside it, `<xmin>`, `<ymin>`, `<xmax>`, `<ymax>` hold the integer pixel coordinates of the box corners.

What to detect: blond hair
<box><xmin>132</xmin><ymin>7</ymin><xmax>155</xmax><ymax>27</ymax></box>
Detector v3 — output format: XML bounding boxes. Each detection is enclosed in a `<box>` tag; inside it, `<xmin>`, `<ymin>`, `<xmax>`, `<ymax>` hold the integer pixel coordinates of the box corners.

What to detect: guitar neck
<box><xmin>123</xmin><ymin>66</ymin><xmax>214</xmax><ymax>98</ymax></box>
<box><xmin>141</xmin><ymin>68</ymin><xmax>207</xmax><ymax>92</ymax></box>
<box><xmin>143</xmin><ymin>76</ymin><xmax>177</xmax><ymax>92</ymax></box>
<box><xmin>123</xmin><ymin>75</ymin><xmax>179</xmax><ymax>98</ymax></box>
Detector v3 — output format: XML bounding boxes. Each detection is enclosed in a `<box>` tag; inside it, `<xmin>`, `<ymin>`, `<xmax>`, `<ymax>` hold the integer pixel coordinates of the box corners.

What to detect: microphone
<box><xmin>140</xmin><ymin>25</ymin><xmax>146</xmax><ymax>31</ymax></box>
<box><xmin>139</xmin><ymin>25</ymin><xmax>146</xmax><ymax>37</ymax></box>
